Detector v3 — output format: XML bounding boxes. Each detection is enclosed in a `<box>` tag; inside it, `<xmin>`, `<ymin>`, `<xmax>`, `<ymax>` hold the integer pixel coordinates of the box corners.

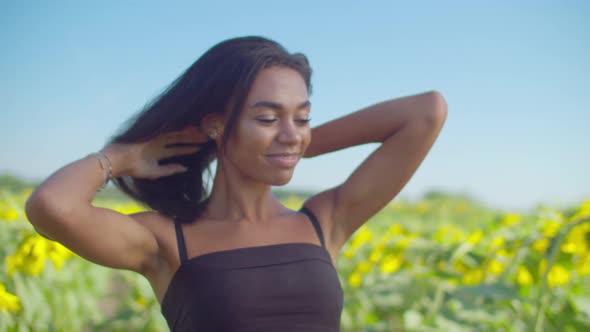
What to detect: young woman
<box><xmin>25</xmin><ymin>36</ymin><xmax>447</xmax><ymax>331</ymax></box>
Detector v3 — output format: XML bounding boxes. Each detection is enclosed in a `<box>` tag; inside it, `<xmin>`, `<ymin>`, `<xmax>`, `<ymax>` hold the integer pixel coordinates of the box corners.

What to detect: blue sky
<box><xmin>1</xmin><ymin>1</ymin><xmax>588</xmax><ymax>212</ymax></box>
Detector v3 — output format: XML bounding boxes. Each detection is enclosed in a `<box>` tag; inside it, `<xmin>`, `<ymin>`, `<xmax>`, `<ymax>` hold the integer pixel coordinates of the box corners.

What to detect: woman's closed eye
<box><xmin>257</xmin><ymin>118</ymin><xmax>278</xmax><ymax>124</ymax></box>
<box><xmin>256</xmin><ymin>118</ymin><xmax>311</xmax><ymax>125</ymax></box>
<box><xmin>295</xmin><ymin>118</ymin><xmax>311</xmax><ymax>124</ymax></box>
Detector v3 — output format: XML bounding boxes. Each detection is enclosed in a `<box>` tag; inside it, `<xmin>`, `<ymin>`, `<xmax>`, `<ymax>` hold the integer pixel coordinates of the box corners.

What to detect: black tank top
<box><xmin>160</xmin><ymin>206</ymin><xmax>343</xmax><ymax>331</ymax></box>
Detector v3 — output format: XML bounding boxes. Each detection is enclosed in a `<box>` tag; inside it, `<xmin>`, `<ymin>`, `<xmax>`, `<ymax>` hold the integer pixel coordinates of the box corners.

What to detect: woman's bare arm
<box><xmin>25</xmin><ymin>128</ymin><xmax>202</xmax><ymax>275</ymax></box>
<box><xmin>303</xmin><ymin>90</ymin><xmax>448</xmax><ymax>253</ymax></box>
<box><xmin>24</xmin><ymin>146</ymin><xmax>161</xmax><ymax>275</ymax></box>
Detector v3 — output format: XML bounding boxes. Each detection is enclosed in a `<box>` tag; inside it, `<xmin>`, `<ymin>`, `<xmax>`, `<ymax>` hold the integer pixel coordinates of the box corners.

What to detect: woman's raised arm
<box><xmin>303</xmin><ymin>90</ymin><xmax>448</xmax><ymax>255</ymax></box>
<box><xmin>24</xmin><ymin>127</ymin><xmax>203</xmax><ymax>275</ymax></box>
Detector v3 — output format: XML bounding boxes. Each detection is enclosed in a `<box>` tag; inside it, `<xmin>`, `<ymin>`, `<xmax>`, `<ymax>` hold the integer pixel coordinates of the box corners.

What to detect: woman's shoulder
<box><xmin>128</xmin><ymin>211</ymin><xmax>178</xmax><ymax>259</ymax></box>
<box><xmin>127</xmin><ymin>211</ymin><xmax>187</xmax><ymax>301</ymax></box>
<box><xmin>128</xmin><ymin>210</ymin><xmax>174</xmax><ymax>229</ymax></box>
<box><xmin>129</xmin><ymin>211</ymin><xmax>183</xmax><ymax>243</ymax></box>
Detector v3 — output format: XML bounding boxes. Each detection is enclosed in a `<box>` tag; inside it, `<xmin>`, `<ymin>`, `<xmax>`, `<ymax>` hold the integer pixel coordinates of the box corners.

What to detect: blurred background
<box><xmin>1</xmin><ymin>1</ymin><xmax>589</xmax><ymax>331</ymax></box>
<box><xmin>1</xmin><ymin>0</ymin><xmax>588</xmax><ymax>212</ymax></box>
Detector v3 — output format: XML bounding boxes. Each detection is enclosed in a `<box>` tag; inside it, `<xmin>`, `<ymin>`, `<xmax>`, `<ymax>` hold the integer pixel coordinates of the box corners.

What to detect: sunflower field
<box><xmin>1</xmin><ymin>184</ymin><xmax>589</xmax><ymax>331</ymax></box>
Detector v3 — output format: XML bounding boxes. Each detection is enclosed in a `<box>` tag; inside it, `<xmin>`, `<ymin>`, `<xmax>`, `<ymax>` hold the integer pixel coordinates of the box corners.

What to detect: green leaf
<box><xmin>450</xmin><ymin>283</ymin><xmax>519</xmax><ymax>301</ymax></box>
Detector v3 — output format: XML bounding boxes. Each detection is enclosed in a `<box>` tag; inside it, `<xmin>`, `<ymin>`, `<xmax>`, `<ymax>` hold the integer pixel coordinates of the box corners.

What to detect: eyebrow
<box><xmin>249</xmin><ymin>100</ymin><xmax>311</xmax><ymax>111</ymax></box>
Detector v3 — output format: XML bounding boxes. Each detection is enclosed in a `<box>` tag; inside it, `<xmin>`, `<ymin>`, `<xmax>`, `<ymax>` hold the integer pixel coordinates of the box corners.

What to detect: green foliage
<box><xmin>1</xmin><ymin>184</ymin><xmax>589</xmax><ymax>331</ymax></box>
<box><xmin>0</xmin><ymin>174</ymin><xmax>34</xmax><ymax>193</ymax></box>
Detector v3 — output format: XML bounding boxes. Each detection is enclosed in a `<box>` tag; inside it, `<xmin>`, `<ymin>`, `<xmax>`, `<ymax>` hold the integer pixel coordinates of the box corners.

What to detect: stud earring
<box><xmin>209</xmin><ymin>131</ymin><xmax>218</xmax><ymax>140</ymax></box>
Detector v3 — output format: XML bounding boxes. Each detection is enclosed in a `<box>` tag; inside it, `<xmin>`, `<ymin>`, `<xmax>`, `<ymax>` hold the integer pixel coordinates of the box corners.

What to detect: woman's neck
<box><xmin>204</xmin><ymin>161</ymin><xmax>286</xmax><ymax>225</ymax></box>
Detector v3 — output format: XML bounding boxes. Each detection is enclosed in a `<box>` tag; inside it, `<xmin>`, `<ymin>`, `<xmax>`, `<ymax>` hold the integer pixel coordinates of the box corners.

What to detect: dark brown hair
<box><xmin>106</xmin><ymin>36</ymin><xmax>312</xmax><ymax>223</ymax></box>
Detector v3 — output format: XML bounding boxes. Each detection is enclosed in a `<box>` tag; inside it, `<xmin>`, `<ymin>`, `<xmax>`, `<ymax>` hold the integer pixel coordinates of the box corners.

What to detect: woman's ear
<box><xmin>200</xmin><ymin>113</ymin><xmax>225</xmax><ymax>141</ymax></box>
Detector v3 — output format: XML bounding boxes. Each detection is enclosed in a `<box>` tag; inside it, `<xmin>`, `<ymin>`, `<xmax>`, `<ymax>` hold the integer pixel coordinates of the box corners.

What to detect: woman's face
<box><xmin>222</xmin><ymin>66</ymin><xmax>311</xmax><ymax>186</ymax></box>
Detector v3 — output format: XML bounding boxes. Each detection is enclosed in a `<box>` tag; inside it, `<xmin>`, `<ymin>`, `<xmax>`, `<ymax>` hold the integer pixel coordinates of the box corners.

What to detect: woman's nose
<box><xmin>277</xmin><ymin>120</ymin><xmax>302</xmax><ymax>144</ymax></box>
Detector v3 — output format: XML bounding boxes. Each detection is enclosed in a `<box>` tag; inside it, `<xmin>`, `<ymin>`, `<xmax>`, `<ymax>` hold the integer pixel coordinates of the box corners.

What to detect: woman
<box><xmin>25</xmin><ymin>36</ymin><xmax>447</xmax><ymax>331</ymax></box>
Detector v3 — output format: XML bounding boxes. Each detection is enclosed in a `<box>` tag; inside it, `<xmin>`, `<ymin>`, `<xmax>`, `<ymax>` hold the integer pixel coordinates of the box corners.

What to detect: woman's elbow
<box><xmin>432</xmin><ymin>90</ymin><xmax>448</xmax><ymax>112</ymax></box>
<box><xmin>25</xmin><ymin>192</ymin><xmax>60</xmax><ymax>241</ymax></box>
<box><xmin>25</xmin><ymin>189</ymin><xmax>60</xmax><ymax>227</ymax></box>
<box><xmin>425</xmin><ymin>90</ymin><xmax>448</xmax><ymax>123</ymax></box>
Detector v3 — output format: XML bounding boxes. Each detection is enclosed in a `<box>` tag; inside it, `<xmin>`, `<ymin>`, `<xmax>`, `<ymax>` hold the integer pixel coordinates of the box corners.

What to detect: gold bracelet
<box><xmin>89</xmin><ymin>153</ymin><xmax>112</xmax><ymax>191</ymax></box>
<box><xmin>96</xmin><ymin>152</ymin><xmax>113</xmax><ymax>184</ymax></box>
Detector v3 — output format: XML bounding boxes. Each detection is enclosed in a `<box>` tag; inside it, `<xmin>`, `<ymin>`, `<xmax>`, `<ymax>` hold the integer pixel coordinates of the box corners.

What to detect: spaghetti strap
<box><xmin>174</xmin><ymin>217</ymin><xmax>188</xmax><ymax>264</ymax></box>
<box><xmin>299</xmin><ymin>206</ymin><xmax>326</xmax><ymax>248</ymax></box>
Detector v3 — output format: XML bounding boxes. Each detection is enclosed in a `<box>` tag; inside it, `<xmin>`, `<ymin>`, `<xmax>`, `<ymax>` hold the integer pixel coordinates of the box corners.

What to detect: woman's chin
<box><xmin>268</xmin><ymin>172</ymin><xmax>294</xmax><ymax>186</ymax></box>
<box><xmin>272</xmin><ymin>180</ymin><xmax>291</xmax><ymax>187</ymax></box>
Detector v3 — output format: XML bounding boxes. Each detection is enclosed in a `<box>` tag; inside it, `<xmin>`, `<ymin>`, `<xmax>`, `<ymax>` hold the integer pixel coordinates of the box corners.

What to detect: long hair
<box><xmin>106</xmin><ymin>36</ymin><xmax>312</xmax><ymax>224</ymax></box>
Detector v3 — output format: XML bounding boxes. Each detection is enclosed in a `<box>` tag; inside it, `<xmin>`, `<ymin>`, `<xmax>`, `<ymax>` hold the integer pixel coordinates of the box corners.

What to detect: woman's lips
<box><xmin>265</xmin><ymin>154</ymin><xmax>300</xmax><ymax>168</ymax></box>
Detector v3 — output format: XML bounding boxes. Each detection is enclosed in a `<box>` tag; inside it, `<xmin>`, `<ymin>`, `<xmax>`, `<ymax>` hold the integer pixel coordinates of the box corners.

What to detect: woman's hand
<box><xmin>25</xmin><ymin>125</ymin><xmax>210</xmax><ymax>275</ymax></box>
<box><xmin>101</xmin><ymin>125</ymin><xmax>210</xmax><ymax>179</ymax></box>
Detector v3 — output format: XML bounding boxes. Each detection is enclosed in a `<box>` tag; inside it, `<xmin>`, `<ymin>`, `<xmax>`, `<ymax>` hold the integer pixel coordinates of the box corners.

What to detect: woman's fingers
<box><xmin>164</xmin><ymin>126</ymin><xmax>209</xmax><ymax>145</ymax></box>
<box><xmin>159</xmin><ymin>145</ymin><xmax>201</xmax><ymax>159</ymax></box>
<box><xmin>141</xmin><ymin>127</ymin><xmax>210</xmax><ymax>171</ymax></box>
<box><xmin>158</xmin><ymin>163</ymin><xmax>189</xmax><ymax>177</ymax></box>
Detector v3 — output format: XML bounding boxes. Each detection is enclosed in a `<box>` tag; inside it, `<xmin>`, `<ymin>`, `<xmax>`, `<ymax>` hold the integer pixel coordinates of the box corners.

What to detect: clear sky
<box><xmin>1</xmin><ymin>1</ymin><xmax>588</xmax><ymax>212</ymax></box>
